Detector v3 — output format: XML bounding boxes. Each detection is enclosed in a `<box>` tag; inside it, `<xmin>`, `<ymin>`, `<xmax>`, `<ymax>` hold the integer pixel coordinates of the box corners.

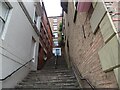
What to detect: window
<box><xmin>54</xmin><ymin>41</ymin><xmax>58</xmax><ymax>46</ymax></box>
<box><xmin>34</xmin><ymin>10</ymin><xmax>41</xmax><ymax>31</ymax></box>
<box><xmin>53</xmin><ymin>23</ymin><xmax>57</xmax><ymax>26</ymax></box>
<box><xmin>53</xmin><ymin>25</ymin><xmax>57</xmax><ymax>30</ymax></box>
<box><xmin>54</xmin><ymin>27</ymin><xmax>57</xmax><ymax>30</ymax></box>
<box><xmin>36</xmin><ymin>16</ymin><xmax>41</xmax><ymax>30</ymax></box>
<box><xmin>0</xmin><ymin>2</ymin><xmax>10</xmax><ymax>35</ymax></box>
<box><xmin>53</xmin><ymin>18</ymin><xmax>57</xmax><ymax>23</ymax></box>
<box><xmin>53</xmin><ymin>32</ymin><xmax>58</xmax><ymax>38</ymax></box>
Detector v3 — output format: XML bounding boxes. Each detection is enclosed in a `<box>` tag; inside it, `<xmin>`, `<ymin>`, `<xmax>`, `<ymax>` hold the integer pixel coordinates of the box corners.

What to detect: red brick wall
<box><xmin>64</xmin><ymin>2</ymin><xmax>118</xmax><ymax>88</ymax></box>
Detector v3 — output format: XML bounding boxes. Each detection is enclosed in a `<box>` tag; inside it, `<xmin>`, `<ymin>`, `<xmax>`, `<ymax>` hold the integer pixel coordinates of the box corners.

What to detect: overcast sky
<box><xmin>43</xmin><ymin>0</ymin><xmax>62</xmax><ymax>17</ymax></box>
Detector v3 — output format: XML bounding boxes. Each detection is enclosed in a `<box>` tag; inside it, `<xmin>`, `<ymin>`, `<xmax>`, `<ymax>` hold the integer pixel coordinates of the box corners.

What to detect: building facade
<box><xmin>37</xmin><ymin>2</ymin><xmax>53</xmax><ymax>70</ymax></box>
<box><xmin>48</xmin><ymin>16</ymin><xmax>62</xmax><ymax>56</ymax></box>
<box><xmin>0</xmin><ymin>0</ymin><xmax>52</xmax><ymax>89</ymax></box>
<box><xmin>61</xmin><ymin>0</ymin><xmax>120</xmax><ymax>88</ymax></box>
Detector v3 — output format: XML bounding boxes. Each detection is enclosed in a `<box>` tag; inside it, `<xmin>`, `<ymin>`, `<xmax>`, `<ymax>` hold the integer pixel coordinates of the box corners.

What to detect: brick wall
<box><xmin>64</xmin><ymin>2</ymin><xmax>118</xmax><ymax>88</ymax></box>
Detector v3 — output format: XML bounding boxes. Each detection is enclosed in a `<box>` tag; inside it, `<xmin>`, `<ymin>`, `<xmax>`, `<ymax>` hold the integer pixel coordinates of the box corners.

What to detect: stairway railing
<box><xmin>71</xmin><ymin>60</ymin><xmax>95</xmax><ymax>90</ymax></box>
<box><xmin>0</xmin><ymin>58</ymin><xmax>33</xmax><ymax>81</ymax></box>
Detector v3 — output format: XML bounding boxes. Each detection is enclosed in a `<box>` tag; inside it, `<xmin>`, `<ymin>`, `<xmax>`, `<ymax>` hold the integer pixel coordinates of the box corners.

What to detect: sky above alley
<box><xmin>43</xmin><ymin>0</ymin><xmax>62</xmax><ymax>17</ymax></box>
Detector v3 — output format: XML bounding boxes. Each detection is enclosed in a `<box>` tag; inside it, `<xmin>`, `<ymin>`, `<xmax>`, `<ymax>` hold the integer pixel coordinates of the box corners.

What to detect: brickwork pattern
<box><xmin>64</xmin><ymin>2</ymin><xmax>118</xmax><ymax>88</ymax></box>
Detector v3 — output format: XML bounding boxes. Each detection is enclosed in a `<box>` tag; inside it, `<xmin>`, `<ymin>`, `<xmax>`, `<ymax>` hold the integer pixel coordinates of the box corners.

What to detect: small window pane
<box><xmin>53</xmin><ymin>26</ymin><xmax>57</xmax><ymax>28</ymax></box>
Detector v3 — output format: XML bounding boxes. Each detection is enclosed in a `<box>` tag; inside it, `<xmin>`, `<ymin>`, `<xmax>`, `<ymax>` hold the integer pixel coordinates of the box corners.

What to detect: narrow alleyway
<box><xmin>15</xmin><ymin>56</ymin><xmax>80</xmax><ymax>89</ymax></box>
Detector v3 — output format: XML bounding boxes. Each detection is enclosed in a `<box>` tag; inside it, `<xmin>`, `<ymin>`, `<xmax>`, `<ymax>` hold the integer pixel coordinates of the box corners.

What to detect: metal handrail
<box><xmin>0</xmin><ymin>58</ymin><xmax>33</xmax><ymax>81</ymax></box>
<box><xmin>0</xmin><ymin>16</ymin><xmax>5</xmax><ymax>23</ymax></box>
<box><xmin>71</xmin><ymin>60</ymin><xmax>95</xmax><ymax>89</ymax></box>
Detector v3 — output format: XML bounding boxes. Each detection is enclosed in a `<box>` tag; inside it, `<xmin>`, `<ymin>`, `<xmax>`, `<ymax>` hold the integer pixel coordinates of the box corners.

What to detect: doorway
<box><xmin>37</xmin><ymin>44</ymin><xmax>42</xmax><ymax>70</ymax></box>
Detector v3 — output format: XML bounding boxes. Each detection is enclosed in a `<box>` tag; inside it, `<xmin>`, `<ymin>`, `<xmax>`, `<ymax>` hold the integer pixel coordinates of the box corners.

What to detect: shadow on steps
<box><xmin>15</xmin><ymin>56</ymin><xmax>81</xmax><ymax>89</ymax></box>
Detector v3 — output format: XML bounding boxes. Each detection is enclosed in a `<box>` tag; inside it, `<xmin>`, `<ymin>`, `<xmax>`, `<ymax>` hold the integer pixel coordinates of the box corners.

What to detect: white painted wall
<box><xmin>22</xmin><ymin>0</ymin><xmax>35</xmax><ymax>22</ymax></box>
<box><xmin>0</xmin><ymin>1</ymin><xmax>40</xmax><ymax>88</ymax></box>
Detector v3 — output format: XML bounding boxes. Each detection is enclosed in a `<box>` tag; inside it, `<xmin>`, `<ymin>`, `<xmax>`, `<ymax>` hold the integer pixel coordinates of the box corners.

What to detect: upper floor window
<box><xmin>53</xmin><ymin>23</ymin><xmax>57</xmax><ymax>26</ymax></box>
<box><xmin>54</xmin><ymin>41</ymin><xmax>58</xmax><ymax>46</ymax></box>
<box><xmin>53</xmin><ymin>18</ymin><xmax>57</xmax><ymax>23</ymax></box>
<box><xmin>34</xmin><ymin>11</ymin><xmax>41</xmax><ymax>31</ymax></box>
<box><xmin>53</xmin><ymin>25</ymin><xmax>57</xmax><ymax>30</ymax></box>
<box><xmin>0</xmin><ymin>2</ymin><xmax>10</xmax><ymax>35</ymax></box>
<box><xmin>53</xmin><ymin>32</ymin><xmax>58</xmax><ymax>38</ymax></box>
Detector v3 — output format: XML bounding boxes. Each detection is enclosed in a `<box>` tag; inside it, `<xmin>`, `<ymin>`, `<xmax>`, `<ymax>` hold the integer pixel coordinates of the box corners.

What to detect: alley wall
<box><xmin>0</xmin><ymin>1</ymin><xmax>39</xmax><ymax>88</ymax></box>
<box><xmin>64</xmin><ymin>2</ymin><xmax>118</xmax><ymax>88</ymax></box>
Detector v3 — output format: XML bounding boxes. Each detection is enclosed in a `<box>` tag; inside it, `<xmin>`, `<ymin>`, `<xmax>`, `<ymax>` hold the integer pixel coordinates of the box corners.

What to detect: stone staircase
<box><xmin>15</xmin><ymin>56</ymin><xmax>80</xmax><ymax>89</ymax></box>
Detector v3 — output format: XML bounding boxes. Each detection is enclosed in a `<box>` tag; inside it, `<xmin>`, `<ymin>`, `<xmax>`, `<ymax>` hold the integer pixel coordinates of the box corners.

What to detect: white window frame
<box><xmin>0</xmin><ymin>2</ymin><xmax>12</xmax><ymax>40</ymax></box>
<box><xmin>0</xmin><ymin>2</ymin><xmax>11</xmax><ymax>35</ymax></box>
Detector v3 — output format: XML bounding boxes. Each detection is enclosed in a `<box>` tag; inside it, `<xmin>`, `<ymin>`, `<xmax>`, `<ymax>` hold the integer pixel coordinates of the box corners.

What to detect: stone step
<box><xmin>26</xmin><ymin>74</ymin><xmax>75</xmax><ymax>79</ymax></box>
<box><xmin>16</xmin><ymin>84</ymin><xmax>80</xmax><ymax>88</ymax></box>
<box><xmin>22</xmin><ymin>78</ymin><xmax>77</xmax><ymax>83</ymax></box>
<box><xmin>27</xmin><ymin>73</ymin><xmax>75</xmax><ymax>77</ymax></box>
<box><xmin>24</xmin><ymin>77</ymin><xmax>76</xmax><ymax>82</ymax></box>
<box><xmin>16</xmin><ymin>85</ymin><xmax>80</xmax><ymax>89</ymax></box>
<box><xmin>30</xmin><ymin>70</ymin><xmax>73</xmax><ymax>73</ymax></box>
<box><xmin>19</xmin><ymin>79</ymin><xmax>78</xmax><ymax>85</ymax></box>
<box><xmin>18</xmin><ymin>82</ymin><xmax>79</xmax><ymax>87</ymax></box>
<box><xmin>15</xmin><ymin>56</ymin><xmax>80</xmax><ymax>89</ymax></box>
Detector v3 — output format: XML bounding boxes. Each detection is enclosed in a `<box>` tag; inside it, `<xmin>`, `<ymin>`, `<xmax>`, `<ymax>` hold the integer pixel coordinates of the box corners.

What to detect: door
<box><xmin>37</xmin><ymin>44</ymin><xmax>43</xmax><ymax>70</ymax></box>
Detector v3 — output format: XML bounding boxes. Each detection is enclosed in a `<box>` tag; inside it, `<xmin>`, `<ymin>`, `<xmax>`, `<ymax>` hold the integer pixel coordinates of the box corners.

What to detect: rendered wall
<box><xmin>0</xmin><ymin>1</ymin><xmax>39</xmax><ymax>88</ymax></box>
<box><xmin>22</xmin><ymin>0</ymin><xmax>35</xmax><ymax>21</ymax></box>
